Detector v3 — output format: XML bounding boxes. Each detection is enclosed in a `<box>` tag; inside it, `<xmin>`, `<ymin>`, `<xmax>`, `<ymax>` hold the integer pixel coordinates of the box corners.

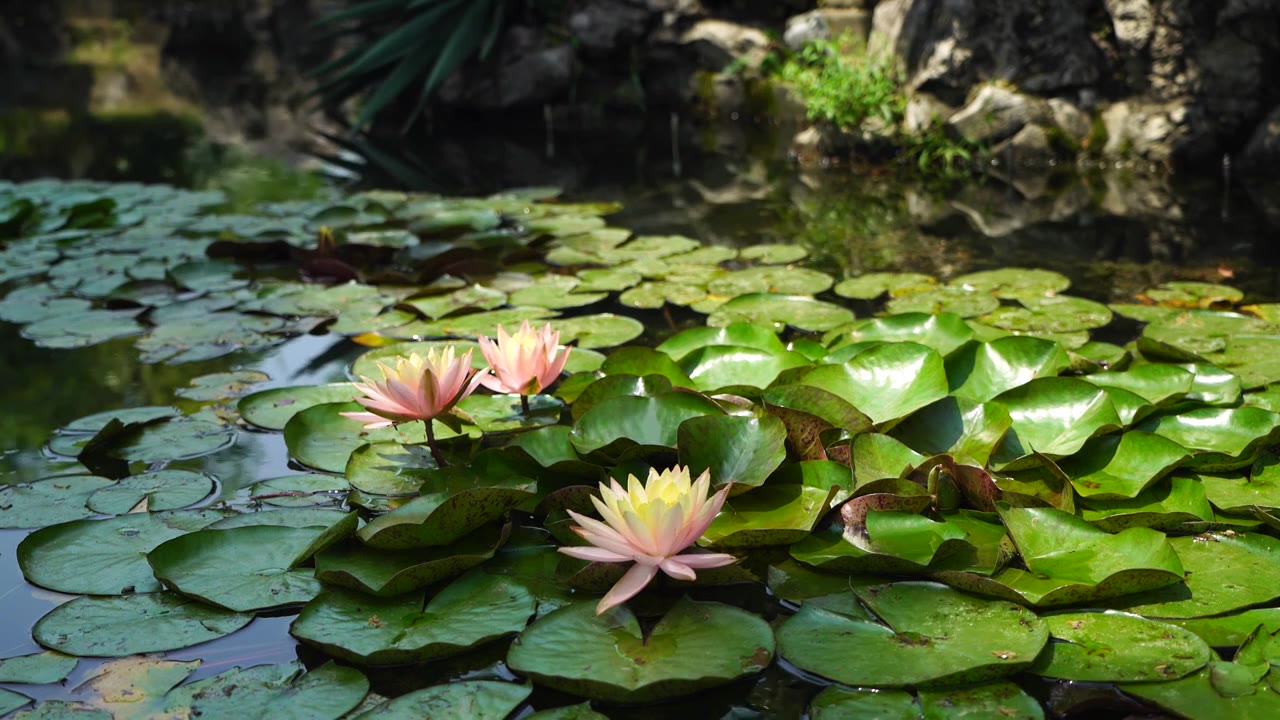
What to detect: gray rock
<box><xmin>679</xmin><ymin>19</ymin><xmax>770</xmax><ymax>70</ymax></box>
<box><xmin>1104</xmin><ymin>0</ymin><xmax>1155</xmax><ymax>52</ymax></box>
<box><xmin>784</xmin><ymin>11</ymin><xmax>830</xmax><ymax>50</ymax></box>
<box><xmin>948</xmin><ymin>85</ymin><xmax>1049</xmax><ymax>145</ymax></box>
<box><xmin>1100</xmin><ymin>100</ymin><xmax>1204</xmax><ymax>165</ymax></box>
<box><xmin>457</xmin><ymin>44</ymin><xmax>575</xmax><ymax>109</ymax></box>
<box><xmin>1047</xmin><ymin>98</ymin><xmax>1091</xmax><ymax>143</ymax></box>
<box><xmin>903</xmin><ymin>93</ymin><xmax>953</xmax><ymax>134</ymax></box>
<box><xmin>568</xmin><ymin>0</ymin><xmax>652</xmax><ymax>54</ymax></box>
<box><xmin>992</xmin><ymin>124</ymin><xmax>1060</xmax><ymax>169</ymax></box>
<box><xmin>1239</xmin><ymin>104</ymin><xmax>1280</xmax><ymax>175</ymax></box>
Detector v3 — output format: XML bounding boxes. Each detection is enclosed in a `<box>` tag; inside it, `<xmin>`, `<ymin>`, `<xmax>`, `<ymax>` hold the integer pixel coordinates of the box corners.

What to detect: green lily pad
<box><xmin>1180</xmin><ymin>363</ymin><xmax>1244</xmax><ymax>406</ymax></box>
<box><xmin>887</xmin><ymin>286</ymin><xmax>1001</xmax><ymax>318</ymax></box>
<box><xmin>1081</xmin><ymin>475</ymin><xmax>1215</xmax><ymax>531</ymax></box>
<box><xmin>1057</xmin><ymin>431</ymin><xmax>1191</xmax><ymax>499</ymax></box>
<box><xmin>655</xmin><ymin>323</ymin><xmax>788</xmax><ymax>361</ymax></box>
<box><xmin>600</xmin><ymin>348</ymin><xmax>697</xmax><ymax>388</ymax></box>
<box><xmin>506</xmin><ymin>598</ymin><xmax>774</xmax><ymax>703</ymax></box>
<box><xmin>238</xmin><ymin>384</ymin><xmax>360</xmax><ymax>431</ymax></box>
<box><xmin>951</xmin><ymin>268</ymin><xmax>1070</xmax><ymax>298</ymax></box>
<box><xmin>251</xmin><ymin>474</ymin><xmax>351</xmax><ymax>507</ymax></box>
<box><xmin>33</xmin><ymin>593</ymin><xmax>251</xmax><ymax>657</ymax></box>
<box><xmin>1198</xmin><ymin>454</ymin><xmax>1280</xmax><ymax>513</ymax></box>
<box><xmin>677</xmin><ymin>413</ymin><xmax>787</xmax><ymax>490</ymax></box>
<box><xmin>0</xmin><ymin>651</ymin><xmax>77</xmax><ymax>684</ymax></box>
<box><xmin>778</xmin><ymin>582</ymin><xmax>1048</xmax><ymax>687</ymax></box>
<box><xmin>569</xmin><ymin>374</ymin><xmax>673</xmax><ymax>421</ymax></box>
<box><xmin>18</xmin><ymin>509</ymin><xmax>231</xmax><ymax>595</ymax></box>
<box><xmin>919</xmin><ymin>682</ymin><xmax>1044</xmax><ymax>720</ymax></box>
<box><xmin>344</xmin><ymin>442</ymin><xmax>435</xmax><ymax>496</ymax></box>
<box><xmin>548</xmin><ymin>314</ymin><xmax>645</xmax><ymax>349</ymax></box>
<box><xmin>1137</xmin><ymin>407</ymin><xmax>1280</xmax><ymax>470</ymax></box>
<box><xmin>946</xmin><ymin>336</ymin><xmax>1072</xmax><ymax>404</ymax></box>
<box><xmin>0</xmin><ymin>475</ymin><xmax>115</xmax><ymax>529</ymax></box>
<box><xmin>54</xmin><ymin>418</ymin><xmax>235</xmax><ymax>465</ymax></box>
<box><xmin>175</xmin><ymin>371</ymin><xmax>271</xmax><ymax>401</ymax></box>
<box><xmin>1139</xmin><ymin>311</ymin><xmax>1276</xmax><ymax>362</ymax></box>
<box><xmin>1211</xmin><ymin>335</ymin><xmax>1280</xmax><ymax>389</ymax></box>
<box><xmin>356</xmin><ymin>463</ymin><xmax>535</xmax><ymax>548</ymax></box>
<box><xmin>455</xmin><ymin>394</ymin><xmax>563</xmax><ymax>433</ymax></box>
<box><xmin>508</xmin><ymin>276</ymin><xmax>608</xmax><ymax>309</ymax></box>
<box><xmin>826</xmin><ymin>312</ymin><xmax>974</xmax><ymax>357</ymax></box>
<box><xmin>524</xmin><ymin>703</ymin><xmax>607</xmax><ymax>720</ymax></box>
<box><xmin>385</xmin><ymin>307</ymin><xmax>560</xmax><ymax>342</ymax></box>
<box><xmin>800</xmin><ymin>342</ymin><xmax>948</xmax><ymax>426</ymax></box>
<box><xmin>148</xmin><ymin>522</ymin><xmax>354</xmax><ymax>612</ymax></box>
<box><xmin>1081</xmin><ymin>364</ymin><xmax>1196</xmax><ymax>405</ymax></box>
<box><xmin>808</xmin><ymin>686</ymin><xmax>919</xmax><ymax>719</ymax></box>
<box><xmin>707</xmin><ymin>266</ymin><xmax>834</xmax><ymax>297</ymax></box>
<box><xmin>137</xmin><ymin>313</ymin><xmax>285</xmax><ymax>364</ymax></box>
<box><xmin>618</xmin><ymin>281</ymin><xmax>709</xmax><ymax>310</ymax></box>
<box><xmin>283</xmin><ymin>402</ymin><xmax>471</xmax><ymax>474</ymax></box>
<box><xmin>1109</xmin><ymin>533</ymin><xmax>1280</xmax><ymax>618</ymax></box>
<box><xmin>891</xmin><ymin>397</ymin><xmax>1013</xmax><ymax>467</ymax></box>
<box><xmin>569</xmin><ymin>390</ymin><xmax>723</xmax><ymax>458</ymax></box>
<box><xmin>739</xmin><ymin>243</ymin><xmax>808</xmax><ymax>264</ymax></box>
<box><xmin>708</xmin><ymin>293</ymin><xmax>855</xmax><ymax>333</ymax></box>
<box><xmin>1170</xmin><ymin>609</ymin><xmax>1280</xmax><ymax>647</ymax></box>
<box><xmin>677</xmin><ymin>345</ymin><xmax>811</xmax><ymax>392</ymax></box>
<box><xmin>162</xmin><ymin>662</ymin><xmax>368</xmax><ymax>720</ymax></box>
<box><xmin>990</xmin><ymin>378</ymin><xmax>1122</xmax><ymax>467</ymax></box>
<box><xmin>291</xmin><ymin>571</ymin><xmax>534</xmax><ymax>665</ymax></box>
<box><xmin>851</xmin><ymin>433</ymin><xmax>927</xmax><ymax>484</ymax></box>
<box><xmin>1123</xmin><ymin>665</ymin><xmax>1280</xmax><ymax>719</ymax></box>
<box><xmin>575</xmin><ymin>267</ymin><xmax>643</xmax><ymax>292</ymax></box>
<box><xmin>85</xmin><ymin>469</ymin><xmax>214</xmax><ymax>514</ymax></box>
<box><xmin>0</xmin><ymin>690</ymin><xmax>31</xmax><ymax>716</ymax></box>
<box><xmin>1032</xmin><ymin>611</ymin><xmax>1210</xmax><ymax>682</ymax></box>
<box><xmin>1147</xmin><ymin>281</ymin><xmax>1244</xmax><ymax>307</ymax></box>
<box><xmin>316</xmin><ymin>523</ymin><xmax>510</xmax><ymax>596</ymax></box>
<box><xmin>353</xmin><ymin>681</ymin><xmax>530</xmax><ymax>720</ymax></box>
<box><xmin>22</xmin><ymin>309</ymin><xmax>144</xmax><ymax>349</ymax></box>
<box><xmin>833</xmin><ymin>272</ymin><xmax>936</xmax><ymax>300</ymax></box>
<box><xmin>762</xmin><ymin>384</ymin><xmax>873</xmax><ymax>460</ymax></box>
<box><xmin>60</xmin><ymin>406</ymin><xmax>180</xmax><ymax>434</ymax></box>
<box><xmin>980</xmin><ymin>294</ymin><xmax>1113</xmax><ymax>334</ymax></box>
<box><xmin>703</xmin><ymin>483</ymin><xmax>839</xmax><ymax>547</ymax></box>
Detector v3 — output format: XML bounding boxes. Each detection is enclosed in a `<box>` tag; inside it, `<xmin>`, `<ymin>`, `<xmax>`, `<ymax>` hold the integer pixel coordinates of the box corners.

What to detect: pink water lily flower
<box><xmin>558</xmin><ymin>466</ymin><xmax>736</xmax><ymax>615</ymax></box>
<box><xmin>340</xmin><ymin>347</ymin><xmax>483</xmax><ymax>430</ymax></box>
<box><xmin>477</xmin><ymin>321</ymin><xmax>571</xmax><ymax>396</ymax></box>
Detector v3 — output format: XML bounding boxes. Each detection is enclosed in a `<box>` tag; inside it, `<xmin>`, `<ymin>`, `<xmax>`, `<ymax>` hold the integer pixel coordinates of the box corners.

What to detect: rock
<box><xmin>452</xmin><ymin>44</ymin><xmax>575</xmax><ymax>109</ymax></box>
<box><xmin>785</xmin><ymin>8</ymin><xmax>873</xmax><ymax>50</ymax></box>
<box><xmin>948</xmin><ymin>85</ymin><xmax>1048</xmax><ymax>145</ymax></box>
<box><xmin>1238</xmin><ymin>104</ymin><xmax>1280</xmax><ymax>175</ymax></box>
<box><xmin>1047</xmin><ymin>98</ymin><xmax>1091</xmax><ymax>144</ymax></box>
<box><xmin>679</xmin><ymin>19</ymin><xmax>771</xmax><ymax>70</ymax></box>
<box><xmin>568</xmin><ymin>0</ymin><xmax>651</xmax><ymax>54</ymax></box>
<box><xmin>1104</xmin><ymin>0</ymin><xmax>1155</xmax><ymax>52</ymax></box>
<box><xmin>992</xmin><ymin>124</ymin><xmax>1061</xmax><ymax>169</ymax></box>
<box><xmin>871</xmin><ymin>0</ymin><xmax>1102</xmax><ymax>102</ymax></box>
<box><xmin>1099</xmin><ymin>100</ymin><xmax>1207</xmax><ymax>166</ymax></box>
<box><xmin>903</xmin><ymin>93</ymin><xmax>953</xmax><ymax>134</ymax></box>
<box><xmin>784</xmin><ymin>11</ymin><xmax>829</xmax><ymax>50</ymax></box>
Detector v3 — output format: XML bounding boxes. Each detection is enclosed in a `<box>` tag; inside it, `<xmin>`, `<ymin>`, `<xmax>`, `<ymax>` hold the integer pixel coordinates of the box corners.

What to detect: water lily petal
<box><xmin>558</xmin><ymin>546</ymin><xmax>633</xmax><ymax>564</ymax></box>
<box><xmin>597</xmin><ymin>563</ymin><xmax>659</xmax><ymax>615</ymax></box>
<box><xmin>669</xmin><ymin>551</ymin><xmax>738</xmax><ymax>569</ymax></box>
<box><xmin>659</xmin><ymin>557</ymin><xmax>697</xmax><ymax>581</ymax></box>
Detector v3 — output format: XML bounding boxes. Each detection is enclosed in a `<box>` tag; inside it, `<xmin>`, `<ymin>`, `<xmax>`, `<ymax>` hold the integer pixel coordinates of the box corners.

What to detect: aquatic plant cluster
<box><xmin>7</xmin><ymin>179</ymin><xmax>1280</xmax><ymax>716</ymax></box>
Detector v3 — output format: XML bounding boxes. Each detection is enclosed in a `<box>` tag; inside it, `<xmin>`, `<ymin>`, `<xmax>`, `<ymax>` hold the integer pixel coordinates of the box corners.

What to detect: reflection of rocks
<box><xmin>1239</xmin><ymin>105</ymin><xmax>1280</xmax><ymax>176</ymax></box>
<box><xmin>948</xmin><ymin>86</ymin><xmax>1049</xmax><ymax>145</ymax></box>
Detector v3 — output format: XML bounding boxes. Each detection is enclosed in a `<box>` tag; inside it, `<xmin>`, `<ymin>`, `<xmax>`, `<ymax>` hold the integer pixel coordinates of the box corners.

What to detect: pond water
<box><xmin>3</xmin><ymin>117</ymin><xmax>1280</xmax><ymax>718</ymax></box>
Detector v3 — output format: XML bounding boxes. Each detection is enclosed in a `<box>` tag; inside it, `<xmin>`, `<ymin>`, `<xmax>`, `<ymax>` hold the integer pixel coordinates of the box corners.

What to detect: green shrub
<box><xmin>778</xmin><ymin>37</ymin><xmax>904</xmax><ymax>131</ymax></box>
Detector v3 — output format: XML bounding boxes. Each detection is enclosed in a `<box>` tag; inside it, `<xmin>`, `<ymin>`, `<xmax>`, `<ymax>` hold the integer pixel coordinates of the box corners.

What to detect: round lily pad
<box><xmin>238</xmin><ymin>384</ymin><xmax>359</xmax><ymax>431</ymax></box>
<box><xmin>707</xmin><ymin>267</ymin><xmax>834</xmax><ymax>297</ymax></box>
<box><xmin>708</xmin><ymin>294</ymin><xmax>855</xmax><ymax>333</ymax></box>
<box><xmin>148</xmin><ymin>524</ymin><xmax>346</xmax><ymax>612</ymax></box>
<box><xmin>827</xmin><ymin>312</ymin><xmax>974</xmax><ymax>357</ymax></box>
<box><xmin>950</xmin><ymin>268</ymin><xmax>1070</xmax><ymax>298</ymax></box>
<box><xmin>18</xmin><ymin>509</ymin><xmax>231</xmax><ymax>595</ymax></box>
<box><xmin>353</xmin><ymin>681</ymin><xmax>530</xmax><ymax>720</ymax></box>
<box><xmin>886</xmin><ymin>286</ymin><xmax>1000</xmax><ymax>318</ymax></box>
<box><xmin>315</xmin><ymin>522</ymin><xmax>509</xmax><ymax>596</ymax></box>
<box><xmin>0</xmin><ymin>475</ymin><xmax>115</xmax><ymax>529</ymax></box>
<box><xmin>33</xmin><ymin>593</ymin><xmax>251</xmax><ymax>657</ymax></box>
<box><xmin>778</xmin><ymin>582</ymin><xmax>1048</xmax><ymax>687</ymax></box>
<box><xmin>162</xmin><ymin>661</ymin><xmax>368</xmax><ymax>720</ymax></box>
<box><xmin>1137</xmin><ymin>407</ymin><xmax>1280</xmax><ymax>470</ymax></box>
<box><xmin>991</xmin><ymin>377</ymin><xmax>1122</xmax><ymax>466</ymax></box>
<box><xmin>800</xmin><ymin>342</ymin><xmax>948</xmax><ymax>426</ymax></box>
<box><xmin>833</xmin><ymin>272</ymin><xmax>936</xmax><ymax>300</ymax></box>
<box><xmin>569</xmin><ymin>390</ymin><xmax>723</xmax><ymax>457</ymax></box>
<box><xmin>1057</xmin><ymin>431</ymin><xmax>1191</xmax><ymax>499</ymax></box>
<box><xmin>1031</xmin><ymin>611</ymin><xmax>1210</xmax><ymax>682</ymax></box>
<box><xmin>980</xmin><ymin>295</ymin><xmax>1113</xmax><ymax>334</ymax></box>
<box><xmin>946</xmin><ymin>336</ymin><xmax>1072</xmax><ymax>403</ymax></box>
<box><xmin>175</xmin><ymin>371</ymin><xmax>271</xmax><ymax>402</ymax></box>
<box><xmin>677</xmin><ymin>413</ymin><xmax>787</xmax><ymax>490</ymax></box>
<box><xmin>85</xmin><ymin>470</ymin><xmax>215</xmax><ymax>514</ymax></box>
<box><xmin>1109</xmin><ymin>532</ymin><xmax>1280</xmax><ymax>618</ymax></box>
<box><xmin>62</xmin><ymin>406</ymin><xmax>179</xmax><ymax>433</ymax></box>
<box><xmin>356</xmin><ymin>466</ymin><xmax>535</xmax><ymax>549</ymax></box>
<box><xmin>809</xmin><ymin>686</ymin><xmax>919</xmax><ymax>720</ymax></box>
<box><xmin>291</xmin><ymin>571</ymin><xmax>534</xmax><ymax>665</ymax></box>
<box><xmin>507</xmin><ymin>598</ymin><xmax>774</xmax><ymax>702</ymax></box>
<box><xmin>251</xmin><ymin>475</ymin><xmax>351</xmax><ymax>507</ymax></box>
<box><xmin>548</xmin><ymin>314</ymin><xmax>645</xmax><ymax>349</ymax></box>
<box><xmin>0</xmin><ymin>651</ymin><xmax>78</xmax><ymax>684</ymax></box>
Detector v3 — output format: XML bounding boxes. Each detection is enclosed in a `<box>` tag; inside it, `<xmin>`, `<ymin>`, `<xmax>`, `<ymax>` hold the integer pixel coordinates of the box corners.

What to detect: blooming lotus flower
<box><xmin>340</xmin><ymin>347</ymin><xmax>483</xmax><ymax>430</ymax></box>
<box><xmin>558</xmin><ymin>466</ymin><xmax>736</xmax><ymax>615</ymax></box>
<box><xmin>477</xmin><ymin>321</ymin><xmax>571</xmax><ymax>396</ymax></box>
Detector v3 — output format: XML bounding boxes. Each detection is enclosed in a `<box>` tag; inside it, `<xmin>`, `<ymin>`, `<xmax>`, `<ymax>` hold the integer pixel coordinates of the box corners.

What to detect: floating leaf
<box><xmin>1138</xmin><ymin>407</ymin><xmax>1280</xmax><ymax>470</ymax></box>
<box><xmin>702</xmin><ymin>483</ymin><xmax>839</xmax><ymax>547</ymax></box>
<box><xmin>85</xmin><ymin>470</ymin><xmax>214</xmax><ymax>514</ymax></box>
<box><xmin>507</xmin><ymin>598</ymin><xmax>773</xmax><ymax>703</ymax></box>
<box><xmin>1057</xmin><ymin>431</ymin><xmax>1190</xmax><ymax>499</ymax></box>
<box><xmin>18</xmin><ymin>510</ymin><xmax>230</xmax><ymax>595</ymax></box>
<box><xmin>569</xmin><ymin>391</ymin><xmax>723</xmax><ymax>458</ymax></box>
<box><xmin>291</xmin><ymin>571</ymin><xmax>534</xmax><ymax>665</ymax></box>
<box><xmin>33</xmin><ymin>594</ymin><xmax>251</xmax><ymax>657</ymax></box>
<box><xmin>677</xmin><ymin>414</ymin><xmax>787</xmax><ymax>490</ymax></box>
<box><xmin>353</xmin><ymin>681</ymin><xmax>529</xmax><ymax>720</ymax></box>
<box><xmin>0</xmin><ymin>475</ymin><xmax>114</xmax><ymax>529</ymax></box>
<box><xmin>1081</xmin><ymin>475</ymin><xmax>1215</xmax><ymax>532</ymax></box>
<box><xmin>316</xmin><ymin>523</ymin><xmax>509</xmax><ymax>596</ymax></box>
<box><xmin>1110</xmin><ymin>533</ymin><xmax>1280</xmax><ymax>618</ymax></box>
<box><xmin>238</xmin><ymin>384</ymin><xmax>359</xmax><ymax>431</ymax></box>
<box><xmin>1032</xmin><ymin>611</ymin><xmax>1210</xmax><ymax>682</ymax></box>
<box><xmin>887</xmin><ymin>286</ymin><xmax>1000</xmax><ymax>317</ymax></box>
<box><xmin>800</xmin><ymin>342</ymin><xmax>948</xmax><ymax>426</ymax></box>
<box><xmin>980</xmin><ymin>294</ymin><xmax>1112</xmax><ymax>334</ymax></box>
<box><xmin>162</xmin><ymin>662</ymin><xmax>368</xmax><ymax>720</ymax></box>
<box><xmin>990</xmin><ymin>378</ymin><xmax>1122</xmax><ymax>467</ymax></box>
<box><xmin>919</xmin><ymin>682</ymin><xmax>1044</xmax><ymax>720</ymax></box>
<box><xmin>778</xmin><ymin>582</ymin><xmax>1047</xmax><ymax>687</ymax></box>
<box><xmin>891</xmin><ymin>397</ymin><xmax>1012</xmax><ymax>467</ymax></box>
<box><xmin>826</xmin><ymin>312</ymin><xmax>974</xmax><ymax>357</ymax></box>
<box><xmin>356</xmin><ymin>466</ymin><xmax>535</xmax><ymax>549</ymax></box>
<box><xmin>175</xmin><ymin>371</ymin><xmax>270</xmax><ymax>401</ymax></box>
<box><xmin>707</xmin><ymin>267</ymin><xmax>834</xmax><ymax>297</ymax></box>
<box><xmin>808</xmin><ymin>686</ymin><xmax>919</xmax><ymax>719</ymax></box>
<box><xmin>0</xmin><ymin>652</ymin><xmax>77</xmax><ymax>684</ymax></box>
<box><xmin>833</xmin><ymin>272</ymin><xmax>935</xmax><ymax>300</ymax></box>
<box><xmin>708</xmin><ymin>294</ymin><xmax>855</xmax><ymax>333</ymax></box>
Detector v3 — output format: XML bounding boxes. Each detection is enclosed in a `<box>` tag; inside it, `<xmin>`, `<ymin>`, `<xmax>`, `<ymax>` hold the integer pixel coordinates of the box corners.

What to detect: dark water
<box><xmin>2</xmin><ymin>116</ymin><xmax>1278</xmax><ymax>716</ymax></box>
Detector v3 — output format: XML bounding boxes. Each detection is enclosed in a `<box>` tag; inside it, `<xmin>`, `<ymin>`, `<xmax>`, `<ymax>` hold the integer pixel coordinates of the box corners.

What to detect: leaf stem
<box><xmin>520</xmin><ymin>395</ymin><xmax>531</xmax><ymax>415</ymax></box>
<box><xmin>425</xmin><ymin>419</ymin><xmax>446</xmax><ymax>467</ymax></box>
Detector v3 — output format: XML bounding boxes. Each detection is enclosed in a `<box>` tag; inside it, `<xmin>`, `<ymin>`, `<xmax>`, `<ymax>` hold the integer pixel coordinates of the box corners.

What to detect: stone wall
<box><xmin>783</xmin><ymin>0</ymin><xmax>1280</xmax><ymax>175</ymax></box>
